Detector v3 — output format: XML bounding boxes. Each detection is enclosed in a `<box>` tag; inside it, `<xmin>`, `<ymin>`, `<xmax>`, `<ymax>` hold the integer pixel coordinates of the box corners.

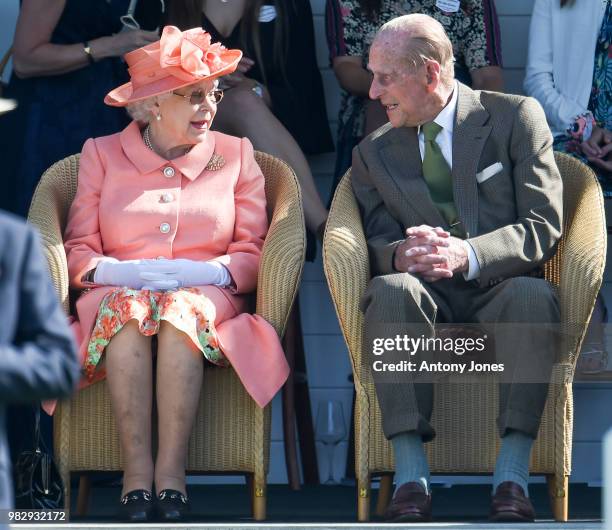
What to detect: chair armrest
<box><xmin>27</xmin><ymin>155</ymin><xmax>80</xmax><ymax>315</ymax></box>
<box><xmin>254</xmin><ymin>152</ymin><xmax>306</xmax><ymax>338</ymax></box>
<box><xmin>548</xmin><ymin>155</ymin><xmax>607</xmax><ymax>365</ymax></box>
<box><xmin>323</xmin><ymin>172</ymin><xmax>371</xmax><ymax>384</ymax></box>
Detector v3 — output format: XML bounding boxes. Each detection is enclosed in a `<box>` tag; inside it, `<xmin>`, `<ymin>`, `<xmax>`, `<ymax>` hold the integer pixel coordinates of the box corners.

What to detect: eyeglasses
<box><xmin>172</xmin><ymin>89</ymin><xmax>224</xmax><ymax>106</ymax></box>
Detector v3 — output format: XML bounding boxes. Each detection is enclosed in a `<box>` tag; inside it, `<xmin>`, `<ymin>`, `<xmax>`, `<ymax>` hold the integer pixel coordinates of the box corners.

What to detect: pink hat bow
<box><xmin>158</xmin><ymin>26</ymin><xmax>227</xmax><ymax>81</ymax></box>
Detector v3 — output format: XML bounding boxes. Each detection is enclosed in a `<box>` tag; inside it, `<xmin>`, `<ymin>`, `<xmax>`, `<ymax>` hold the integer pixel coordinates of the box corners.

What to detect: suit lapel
<box><xmin>379</xmin><ymin>127</ymin><xmax>447</xmax><ymax>228</ymax></box>
<box><xmin>452</xmin><ymin>83</ymin><xmax>492</xmax><ymax>238</ymax></box>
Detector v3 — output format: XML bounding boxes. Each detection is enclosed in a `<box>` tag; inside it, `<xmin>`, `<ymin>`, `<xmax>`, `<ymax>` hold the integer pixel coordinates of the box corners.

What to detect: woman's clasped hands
<box><xmin>581</xmin><ymin>125</ymin><xmax>612</xmax><ymax>173</ymax></box>
<box><xmin>94</xmin><ymin>258</ymin><xmax>230</xmax><ymax>290</ymax></box>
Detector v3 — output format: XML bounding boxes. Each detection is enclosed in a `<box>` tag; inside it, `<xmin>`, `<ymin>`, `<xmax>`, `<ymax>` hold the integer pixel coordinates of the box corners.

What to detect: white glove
<box><xmin>155</xmin><ymin>259</ymin><xmax>231</xmax><ymax>287</ymax></box>
<box><xmin>94</xmin><ymin>258</ymin><xmax>180</xmax><ymax>289</ymax></box>
<box><xmin>140</xmin><ymin>272</ymin><xmax>181</xmax><ymax>291</ymax></box>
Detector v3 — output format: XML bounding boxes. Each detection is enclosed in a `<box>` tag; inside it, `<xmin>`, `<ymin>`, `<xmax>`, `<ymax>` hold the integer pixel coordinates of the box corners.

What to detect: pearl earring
<box><xmin>155</xmin><ymin>113</ymin><xmax>162</xmax><ymax>121</ymax></box>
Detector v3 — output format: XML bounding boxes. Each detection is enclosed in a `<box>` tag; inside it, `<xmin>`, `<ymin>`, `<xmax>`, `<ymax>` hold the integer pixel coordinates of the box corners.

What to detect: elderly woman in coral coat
<box><xmin>63</xmin><ymin>26</ymin><xmax>289</xmax><ymax>523</ymax></box>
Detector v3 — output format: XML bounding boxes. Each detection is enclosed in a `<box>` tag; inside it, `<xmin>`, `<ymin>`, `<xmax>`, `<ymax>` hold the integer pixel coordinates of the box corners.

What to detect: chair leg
<box><xmin>252</xmin><ymin>472</ymin><xmax>267</xmax><ymax>521</ymax></box>
<box><xmin>357</xmin><ymin>475</ymin><xmax>371</xmax><ymax>522</ymax></box>
<box><xmin>292</xmin><ymin>299</ymin><xmax>319</xmax><ymax>485</ymax></box>
<box><xmin>252</xmin><ymin>486</ymin><xmax>266</xmax><ymax>521</ymax></box>
<box><xmin>281</xmin><ymin>304</ymin><xmax>301</xmax><ymax>491</ymax></box>
<box><xmin>375</xmin><ymin>474</ymin><xmax>393</xmax><ymax>517</ymax></box>
<box><xmin>62</xmin><ymin>474</ymin><xmax>71</xmax><ymax>518</ymax></box>
<box><xmin>74</xmin><ymin>474</ymin><xmax>92</xmax><ymax>517</ymax></box>
<box><xmin>546</xmin><ymin>474</ymin><xmax>569</xmax><ymax>522</ymax></box>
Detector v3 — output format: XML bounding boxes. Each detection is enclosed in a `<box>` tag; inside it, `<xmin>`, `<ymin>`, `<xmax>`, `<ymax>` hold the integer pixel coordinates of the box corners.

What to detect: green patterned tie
<box><xmin>421</xmin><ymin>121</ymin><xmax>459</xmax><ymax>231</ymax></box>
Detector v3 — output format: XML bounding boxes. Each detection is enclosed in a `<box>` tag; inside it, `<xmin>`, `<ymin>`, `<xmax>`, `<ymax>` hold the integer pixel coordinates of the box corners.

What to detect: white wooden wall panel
<box><xmin>498</xmin><ymin>16</ymin><xmax>531</xmax><ymax>69</ymax></box>
<box><xmin>0</xmin><ymin>0</ymin><xmax>18</xmax><ymax>83</ymax></box>
<box><xmin>495</xmin><ymin>0</ymin><xmax>535</xmax><ymax>15</ymax></box>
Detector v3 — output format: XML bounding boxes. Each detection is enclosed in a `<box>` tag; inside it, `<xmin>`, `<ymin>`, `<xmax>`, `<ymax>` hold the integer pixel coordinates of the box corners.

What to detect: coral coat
<box><xmin>64</xmin><ymin>121</ymin><xmax>289</xmax><ymax>407</ymax></box>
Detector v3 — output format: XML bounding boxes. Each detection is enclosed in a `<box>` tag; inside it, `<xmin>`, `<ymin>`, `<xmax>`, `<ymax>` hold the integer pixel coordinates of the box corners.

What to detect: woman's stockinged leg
<box><xmin>155</xmin><ymin>321</ymin><xmax>204</xmax><ymax>494</ymax></box>
<box><xmin>214</xmin><ymin>87</ymin><xmax>328</xmax><ymax>234</ymax></box>
<box><xmin>104</xmin><ymin>320</ymin><xmax>154</xmax><ymax>495</ymax></box>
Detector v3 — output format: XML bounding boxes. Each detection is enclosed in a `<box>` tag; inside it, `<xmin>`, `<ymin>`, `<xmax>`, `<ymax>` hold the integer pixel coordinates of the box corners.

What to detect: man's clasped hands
<box><xmin>393</xmin><ymin>225</ymin><xmax>469</xmax><ymax>282</ymax></box>
<box><xmin>93</xmin><ymin>258</ymin><xmax>230</xmax><ymax>290</ymax></box>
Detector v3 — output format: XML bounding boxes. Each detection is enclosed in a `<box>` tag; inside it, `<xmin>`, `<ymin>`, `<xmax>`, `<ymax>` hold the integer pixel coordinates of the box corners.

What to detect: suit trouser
<box><xmin>361</xmin><ymin>273</ymin><xmax>559</xmax><ymax>442</ymax></box>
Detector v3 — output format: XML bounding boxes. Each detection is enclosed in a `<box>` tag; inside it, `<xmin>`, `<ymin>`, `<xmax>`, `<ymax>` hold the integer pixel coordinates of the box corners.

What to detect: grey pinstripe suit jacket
<box><xmin>351</xmin><ymin>82</ymin><xmax>564</xmax><ymax>288</ymax></box>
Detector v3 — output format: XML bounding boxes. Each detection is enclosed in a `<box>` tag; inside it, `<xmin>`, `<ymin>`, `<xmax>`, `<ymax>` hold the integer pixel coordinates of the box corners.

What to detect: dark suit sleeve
<box><xmin>0</xmin><ymin>225</ymin><xmax>79</xmax><ymax>402</ymax></box>
<box><xmin>351</xmin><ymin>144</ymin><xmax>405</xmax><ymax>276</ymax></box>
<box><xmin>466</xmin><ymin>97</ymin><xmax>563</xmax><ymax>285</ymax></box>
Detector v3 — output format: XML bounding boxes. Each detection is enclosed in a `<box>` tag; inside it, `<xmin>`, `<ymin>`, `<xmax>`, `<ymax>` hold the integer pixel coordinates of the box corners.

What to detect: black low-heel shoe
<box><xmin>157</xmin><ymin>489</ymin><xmax>190</xmax><ymax>522</ymax></box>
<box><xmin>119</xmin><ymin>489</ymin><xmax>155</xmax><ymax>522</ymax></box>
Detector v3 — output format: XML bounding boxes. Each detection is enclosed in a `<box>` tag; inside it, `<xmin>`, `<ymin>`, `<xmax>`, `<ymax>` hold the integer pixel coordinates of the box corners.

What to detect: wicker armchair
<box><xmin>322</xmin><ymin>152</ymin><xmax>606</xmax><ymax>522</ymax></box>
<box><xmin>27</xmin><ymin>151</ymin><xmax>305</xmax><ymax>520</ymax></box>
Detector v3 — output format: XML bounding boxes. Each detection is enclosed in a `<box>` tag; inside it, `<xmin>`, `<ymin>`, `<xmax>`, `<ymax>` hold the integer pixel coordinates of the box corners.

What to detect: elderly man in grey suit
<box><xmin>0</xmin><ymin>208</ymin><xmax>79</xmax><ymax>513</ymax></box>
<box><xmin>353</xmin><ymin>14</ymin><xmax>562</xmax><ymax>523</ymax></box>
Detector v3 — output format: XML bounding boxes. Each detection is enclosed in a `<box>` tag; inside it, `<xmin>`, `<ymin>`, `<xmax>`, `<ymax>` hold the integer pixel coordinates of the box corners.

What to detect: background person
<box><xmin>524</xmin><ymin>0</ymin><xmax>611</xmax><ymax>375</ymax></box>
<box><xmin>63</xmin><ymin>26</ymin><xmax>289</xmax><ymax>522</ymax></box>
<box><xmin>166</xmin><ymin>0</ymin><xmax>334</xmax><ymax>250</ymax></box>
<box><xmin>325</xmin><ymin>0</ymin><xmax>504</xmax><ymax>190</ymax></box>
<box><xmin>0</xmin><ymin>0</ymin><xmax>164</xmax><ymax>217</ymax></box>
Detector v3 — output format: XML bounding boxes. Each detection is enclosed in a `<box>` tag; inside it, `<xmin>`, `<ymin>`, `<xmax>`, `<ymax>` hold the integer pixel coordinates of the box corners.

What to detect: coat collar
<box><xmin>379</xmin><ymin>127</ymin><xmax>448</xmax><ymax>229</ymax></box>
<box><xmin>451</xmin><ymin>82</ymin><xmax>492</xmax><ymax>237</ymax></box>
<box><xmin>120</xmin><ymin>121</ymin><xmax>216</xmax><ymax>181</ymax></box>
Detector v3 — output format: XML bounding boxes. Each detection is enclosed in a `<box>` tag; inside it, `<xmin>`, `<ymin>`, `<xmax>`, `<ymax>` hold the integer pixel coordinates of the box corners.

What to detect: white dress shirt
<box><xmin>416</xmin><ymin>81</ymin><xmax>480</xmax><ymax>280</ymax></box>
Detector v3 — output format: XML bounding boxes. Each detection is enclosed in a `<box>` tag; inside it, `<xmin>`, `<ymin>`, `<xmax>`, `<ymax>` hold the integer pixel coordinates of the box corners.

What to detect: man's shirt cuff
<box><xmin>462</xmin><ymin>240</ymin><xmax>480</xmax><ymax>281</ymax></box>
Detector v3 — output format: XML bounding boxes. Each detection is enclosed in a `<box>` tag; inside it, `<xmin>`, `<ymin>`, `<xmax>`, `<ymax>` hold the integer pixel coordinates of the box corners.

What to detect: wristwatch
<box><xmin>82</xmin><ymin>267</ymin><xmax>97</xmax><ymax>283</ymax></box>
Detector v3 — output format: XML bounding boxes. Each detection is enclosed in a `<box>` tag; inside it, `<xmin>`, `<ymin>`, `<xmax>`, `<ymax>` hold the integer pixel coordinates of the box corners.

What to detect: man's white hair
<box><xmin>376</xmin><ymin>14</ymin><xmax>455</xmax><ymax>87</ymax></box>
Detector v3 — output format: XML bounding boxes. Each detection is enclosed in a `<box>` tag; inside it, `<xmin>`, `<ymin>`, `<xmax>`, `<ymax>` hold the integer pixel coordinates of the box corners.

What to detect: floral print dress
<box><xmin>84</xmin><ymin>287</ymin><xmax>227</xmax><ymax>381</ymax></box>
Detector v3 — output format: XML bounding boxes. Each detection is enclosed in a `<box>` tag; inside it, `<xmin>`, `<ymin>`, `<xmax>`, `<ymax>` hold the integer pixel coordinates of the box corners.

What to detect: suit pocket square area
<box><xmin>476</xmin><ymin>162</ymin><xmax>503</xmax><ymax>184</ymax></box>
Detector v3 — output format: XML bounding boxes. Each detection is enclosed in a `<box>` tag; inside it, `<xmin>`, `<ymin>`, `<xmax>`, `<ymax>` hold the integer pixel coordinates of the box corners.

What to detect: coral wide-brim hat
<box><xmin>105</xmin><ymin>26</ymin><xmax>242</xmax><ymax>107</ymax></box>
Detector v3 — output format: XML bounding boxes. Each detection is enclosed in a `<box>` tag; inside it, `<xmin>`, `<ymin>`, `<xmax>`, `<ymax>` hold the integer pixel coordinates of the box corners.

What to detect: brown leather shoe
<box><xmin>384</xmin><ymin>482</ymin><xmax>432</xmax><ymax>522</ymax></box>
<box><xmin>490</xmin><ymin>481</ymin><xmax>536</xmax><ymax>522</ymax></box>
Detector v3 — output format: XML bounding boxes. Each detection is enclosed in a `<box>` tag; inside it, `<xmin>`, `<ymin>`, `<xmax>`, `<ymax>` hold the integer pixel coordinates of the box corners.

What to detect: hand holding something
<box><xmin>103</xmin><ymin>30</ymin><xmax>159</xmax><ymax>58</ymax></box>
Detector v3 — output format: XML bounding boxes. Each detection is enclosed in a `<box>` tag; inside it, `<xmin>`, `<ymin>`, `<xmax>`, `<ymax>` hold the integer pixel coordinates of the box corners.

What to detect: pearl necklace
<box><xmin>143</xmin><ymin>125</ymin><xmax>155</xmax><ymax>151</ymax></box>
<box><xmin>142</xmin><ymin>125</ymin><xmax>226</xmax><ymax>170</ymax></box>
<box><xmin>143</xmin><ymin>125</ymin><xmax>190</xmax><ymax>156</ymax></box>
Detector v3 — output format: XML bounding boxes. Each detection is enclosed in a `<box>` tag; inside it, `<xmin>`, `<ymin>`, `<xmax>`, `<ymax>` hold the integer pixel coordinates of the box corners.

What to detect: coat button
<box><xmin>159</xmin><ymin>222</ymin><xmax>171</xmax><ymax>234</ymax></box>
<box><xmin>163</xmin><ymin>166</ymin><xmax>175</xmax><ymax>178</ymax></box>
<box><xmin>161</xmin><ymin>192</ymin><xmax>174</xmax><ymax>203</ymax></box>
